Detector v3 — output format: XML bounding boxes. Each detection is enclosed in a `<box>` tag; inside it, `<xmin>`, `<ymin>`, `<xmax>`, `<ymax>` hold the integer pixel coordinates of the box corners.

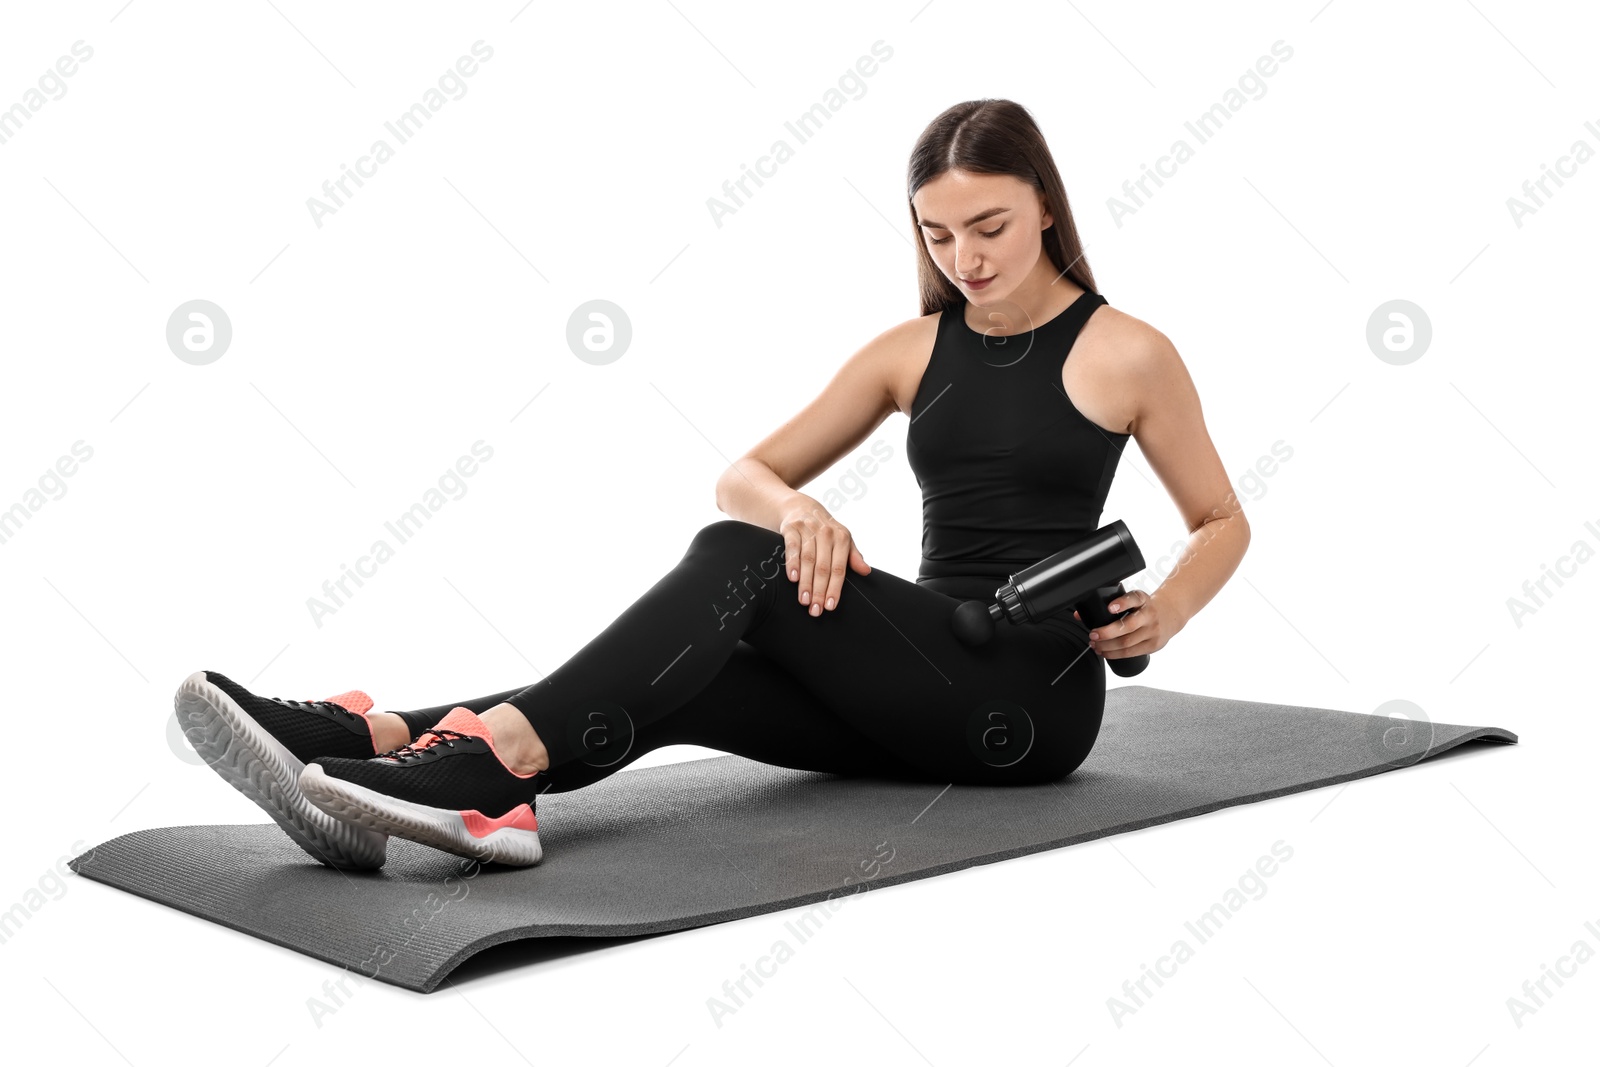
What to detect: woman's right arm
<box><xmin>713</xmin><ymin>316</ymin><xmax>918</xmax><ymax>529</ymax></box>
<box><xmin>714</xmin><ymin>314</ymin><xmax>927</xmax><ymax>612</ymax></box>
<box><xmin>714</xmin><ymin>455</ymin><xmax>809</xmax><ymax>535</ymax></box>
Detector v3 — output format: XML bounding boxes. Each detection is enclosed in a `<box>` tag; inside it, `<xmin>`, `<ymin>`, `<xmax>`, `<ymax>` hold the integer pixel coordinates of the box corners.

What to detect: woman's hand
<box><xmin>1073</xmin><ymin>589</ymin><xmax>1182</xmax><ymax>659</ymax></box>
<box><xmin>779</xmin><ymin>496</ymin><xmax>871</xmax><ymax>616</ymax></box>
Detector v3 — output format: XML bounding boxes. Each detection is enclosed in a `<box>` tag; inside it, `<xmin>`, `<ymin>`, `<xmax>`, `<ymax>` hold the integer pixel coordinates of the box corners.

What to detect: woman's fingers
<box><xmin>816</xmin><ymin>535</ymin><xmax>869</xmax><ymax>614</ymax></box>
<box><xmin>795</xmin><ymin>528</ymin><xmax>817</xmax><ymax>609</ymax></box>
<box><xmin>1088</xmin><ymin>613</ymin><xmax>1125</xmax><ymax>646</ymax></box>
<box><xmin>1090</xmin><ymin>609</ymin><xmax>1146</xmax><ymax>653</ymax></box>
<box><xmin>808</xmin><ymin>526</ymin><xmax>835</xmax><ymax>615</ymax></box>
<box><xmin>1090</xmin><ymin>590</ymin><xmax>1154</xmax><ymax>652</ymax></box>
<box><xmin>781</xmin><ymin>518</ymin><xmax>867</xmax><ymax>617</ymax></box>
<box><xmin>784</xmin><ymin>528</ymin><xmax>801</xmax><ymax>584</ymax></box>
<box><xmin>819</xmin><ymin>536</ymin><xmax>849</xmax><ymax>614</ymax></box>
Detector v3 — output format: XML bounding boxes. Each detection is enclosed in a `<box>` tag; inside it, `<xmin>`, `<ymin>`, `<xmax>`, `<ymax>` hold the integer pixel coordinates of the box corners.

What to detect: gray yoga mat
<box><xmin>71</xmin><ymin>685</ymin><xmax>1515</xmax><ymax>993</ymax></box>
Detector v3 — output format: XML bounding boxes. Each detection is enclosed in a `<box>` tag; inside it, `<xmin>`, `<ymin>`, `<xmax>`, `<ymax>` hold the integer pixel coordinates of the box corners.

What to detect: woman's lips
<box><xmin>963</xmin><ymin>275</ymin><xmax>995</xmax><ymax>290</ymax></box>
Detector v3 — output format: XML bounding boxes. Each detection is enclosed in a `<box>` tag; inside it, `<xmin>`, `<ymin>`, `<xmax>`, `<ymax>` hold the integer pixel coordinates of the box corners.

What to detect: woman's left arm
<box><xmin>1088</xmin><ymin>323</ymin><xmax>1250</xmax><ymax>660</ymax></box>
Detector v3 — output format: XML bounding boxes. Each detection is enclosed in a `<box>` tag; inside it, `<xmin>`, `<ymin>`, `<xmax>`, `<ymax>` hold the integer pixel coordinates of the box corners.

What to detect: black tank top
<box><xmin>905</xmin><ymin>289</ymin><xmax>1130</xmax><ymax>583</ymax></box>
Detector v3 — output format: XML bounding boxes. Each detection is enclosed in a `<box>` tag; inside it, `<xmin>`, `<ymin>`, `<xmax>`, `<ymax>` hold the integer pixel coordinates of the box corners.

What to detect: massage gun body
<box><xmin>952</xmin><ymin>520</ymin><xmax>1151</xmax><ymax>678</ymax></box>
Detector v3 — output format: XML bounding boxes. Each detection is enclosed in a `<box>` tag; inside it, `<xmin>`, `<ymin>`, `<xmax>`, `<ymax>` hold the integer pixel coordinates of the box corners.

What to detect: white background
<box><xmin>2</xmin><ymin>0</ymin><xmax>1595</xmax><ymax>1063</ymax></box>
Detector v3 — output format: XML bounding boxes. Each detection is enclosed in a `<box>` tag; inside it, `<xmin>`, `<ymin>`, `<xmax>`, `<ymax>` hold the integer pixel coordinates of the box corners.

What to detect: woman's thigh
<box><xmin>704</xmin><ymin>520</ymin><xmax>1107</xmax><ymax>785</ymax></box>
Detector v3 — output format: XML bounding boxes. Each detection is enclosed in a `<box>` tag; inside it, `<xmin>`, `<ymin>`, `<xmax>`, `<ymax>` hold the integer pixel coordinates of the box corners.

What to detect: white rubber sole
<box><xmin>300</xmin><ymin>763</ymin><xmax>544</xmax><ymax>868</ymax></box>
<box><xmin>174</xmin><ymin>670</ymin><xmax>388</xmax><ymax>870</ymax></box>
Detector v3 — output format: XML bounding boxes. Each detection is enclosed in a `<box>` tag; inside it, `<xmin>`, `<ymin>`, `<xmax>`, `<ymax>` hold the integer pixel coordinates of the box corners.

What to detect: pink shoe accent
<box><xmin>398</xmin><ymin>706</ymin><xmax>541</xmax><ymax>780</ymax></box>
<box><xmin>461</xmin><ymin>804</ymin><xmax>538</xmax><ymax>838</ymax></box>
<box><xmin>315</xmin><ymin>690</ymin><xmax>374</xmax><ymax>715</ymax></box>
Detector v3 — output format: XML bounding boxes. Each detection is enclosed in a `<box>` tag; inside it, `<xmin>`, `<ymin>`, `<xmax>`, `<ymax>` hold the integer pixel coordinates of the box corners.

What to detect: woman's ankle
<box><xmin>478</xmin><ymin>703</ymin><xmax>551</xmax><ymax>776</ymax></box>
<box><xmin>368</xmin><ymin>711</ymin><xmax>411</xmax><ymax>754</ymax></box>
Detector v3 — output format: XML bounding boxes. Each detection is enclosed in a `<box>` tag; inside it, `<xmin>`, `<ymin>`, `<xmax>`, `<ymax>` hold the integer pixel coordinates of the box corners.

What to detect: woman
<box><xmin>175</xmin><ymin>98</ymin><xmax>1249</xmax><ymax>870</ymax></box>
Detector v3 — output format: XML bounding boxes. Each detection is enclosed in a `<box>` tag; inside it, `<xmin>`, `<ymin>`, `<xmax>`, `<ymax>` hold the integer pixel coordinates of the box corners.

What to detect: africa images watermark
<box><xmin>712</xmin><ymin>534</ymin><xmax>788</xmax><ymax>632</ymax></box>
<box><xmin>1107</xmin><ymin>39</ymin><xmax>1295</xmax><ymax>228</ymax></box>
<box><xmin>711</xmin><ymin>438</ymin><xmax>896</xmax><ymax>631</ymax></box>
<box><xmin>705</xmin><ymin>39</ymin><xmax>893</xmax><ymax>228</ymax></box>
<box><xmin>305</xmin><ymin>440</ymin><xmax>495</xmax><ymax>628</ymax></box>
<box><xmin>706</xmin><ymin>836</ymin><xmax>898</xmax><ymax>1028</ymax></box>
<box><xmin>0</xmin><ymin>839</ymin><xmax>95</xmax><ymax>948</ymax></box>
<box><xmin>1504</xmin><ymin>117</ymin><xmax>1600</xmax><ymax>229</ymax></box>
<box><xmin>307</xmin><ymin>854</ymin><xmax>488</xmax><ymax>1026</ymax></box>
<box><xmin>1106</xmin><ymin>839</ymin><xmax>1295</xmax><ymax>1028</ymax></box>
<box><xmin>305</xmin><ymin>40</ymin><xmax>495</xmax><ymax>229</ymax></box>
<box><xmin>0</xmin><ymin>440</ymin><xmax>95</xmax><ymax>549</ymax></box>
<box><xmin>1135</xmin><ymin>438</ymin><xmax>1288</xmax><ymax>596</ymax></box>
<box><xmin>1505</xmin><ymin>517</ymin><xmax>1600</xmax><ymax>629</ymax></box>
<box><xmin>0</xmin><ymin>39</ymin><xmax>94</xmax><ymax>148</ymax></box>
<box><xmin>1503</xmin><ymin>916</ymin><xmax>1600</xmax><ymax>1030</ymax></box>
<box><xmin>814</xmin><ymin>438</ymin><xmax>894</xmax><ymax>516</ymax></box>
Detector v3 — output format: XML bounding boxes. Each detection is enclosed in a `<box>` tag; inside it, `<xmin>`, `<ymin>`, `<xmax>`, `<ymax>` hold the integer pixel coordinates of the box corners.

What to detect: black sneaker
<box><xmin>301</xmin><ymin>706</ymin><xmax>546</xmax><ymax>867</ymax></box>
<box><xmin>174</xmin><ymin>670</ymin><xmax>389</xmax><ymax>870</ymax></box>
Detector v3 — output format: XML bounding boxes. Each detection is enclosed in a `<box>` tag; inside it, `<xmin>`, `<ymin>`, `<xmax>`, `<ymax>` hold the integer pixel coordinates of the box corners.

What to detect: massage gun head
<box><xmin>952</xmin><ymin>599</ymin><xmax>1004</xmax><ymax>647</ymax></box>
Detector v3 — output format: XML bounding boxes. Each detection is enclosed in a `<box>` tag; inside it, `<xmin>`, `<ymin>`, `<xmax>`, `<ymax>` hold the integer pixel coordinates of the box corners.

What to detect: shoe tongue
<box><xmin>321</xmin><ymin>689</ymin><xmax>373</xmax><ymax>715</ymax></box>
<box><xmin>431</xmin><ymin>706</ymin><xmax>491</xmax><ymax>742</ymax></box>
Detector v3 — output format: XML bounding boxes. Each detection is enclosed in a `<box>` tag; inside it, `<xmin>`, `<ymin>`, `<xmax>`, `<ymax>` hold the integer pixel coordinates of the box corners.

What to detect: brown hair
<box><xmin>905</xmin><ymin>99</ymin><xmax>1096</xmax><ymax>317</ymax></box>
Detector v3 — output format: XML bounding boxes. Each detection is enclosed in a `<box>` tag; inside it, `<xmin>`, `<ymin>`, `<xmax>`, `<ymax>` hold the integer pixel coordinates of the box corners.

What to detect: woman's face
<box><xmin>912</xmin><ymin>169</ymin><xmax>1052</xmax><ymax>307</ymax></box>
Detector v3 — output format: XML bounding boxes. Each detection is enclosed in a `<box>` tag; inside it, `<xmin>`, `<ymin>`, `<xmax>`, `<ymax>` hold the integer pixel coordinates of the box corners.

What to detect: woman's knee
<box><xmin>690</xmin><ymin>519</ymin><xmax>786</xmax><ymax>567</ymax></box>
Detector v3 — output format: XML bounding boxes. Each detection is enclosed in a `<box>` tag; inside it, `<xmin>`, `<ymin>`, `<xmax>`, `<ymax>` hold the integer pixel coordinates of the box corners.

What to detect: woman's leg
<box><xmin>379</xmin><ymin>641</ymin><xmax>929</xmax><ymax>792</ymax></box>
<box><xmin>297</xmin><ymin>519</ymin><xmax>1106</xmax><ymax>866</ymax></box>
<box><xmin>494</xmin><ymin>519</ymin><xmax>1104</xmax><ymax>788</ymax></box>
<box><xmin>385</xmin><ymin>691</ymin><xmax>525</xmax><ymax>745</ymax></box>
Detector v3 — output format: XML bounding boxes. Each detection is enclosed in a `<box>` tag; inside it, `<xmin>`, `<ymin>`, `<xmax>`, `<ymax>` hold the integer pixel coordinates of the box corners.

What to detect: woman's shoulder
<box><xmin>1066</xmin><ymin>299</ymin><xmax>1188</xmax><ymax>437</ymax></box>
<box><xmin>850</xmin><ymin>304</ymin><xmax>950</xmax><ymax>417</ymax></box>
<box><xmin>855</xmin><ymin>302</ymin><xmax>949</xmax><ymax>364</ymax></box>
<box><xmin>1082</xmin><ymin>299</ymin><xmax>1179</xmax><ymax>373</ymax></box>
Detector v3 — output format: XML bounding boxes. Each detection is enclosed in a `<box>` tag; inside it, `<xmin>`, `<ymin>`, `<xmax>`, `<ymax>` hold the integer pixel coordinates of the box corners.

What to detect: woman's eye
<box><xmin>928</xmin><ymin>226</ymin><xmax>1004</xmax><ymax>246</ymax></box>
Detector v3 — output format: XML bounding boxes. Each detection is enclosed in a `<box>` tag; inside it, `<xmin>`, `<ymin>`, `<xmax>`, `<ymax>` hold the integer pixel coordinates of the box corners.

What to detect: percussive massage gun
<box><xmin>950</xmin><ymin>519</ymin><xmax>1151</xmax><ymax>678</ymax></box>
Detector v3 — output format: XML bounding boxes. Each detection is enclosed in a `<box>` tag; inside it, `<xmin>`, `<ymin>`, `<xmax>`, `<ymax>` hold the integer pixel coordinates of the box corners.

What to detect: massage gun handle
<box><xmin>1076</xmin><ymin>583</ymin><xmax>1149</xmax><ymax>678</ymax></box>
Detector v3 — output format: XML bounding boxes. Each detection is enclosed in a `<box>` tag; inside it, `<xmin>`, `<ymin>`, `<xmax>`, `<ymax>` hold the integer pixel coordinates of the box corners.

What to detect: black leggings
<box><xmin>392</xmin><ymin>519</ymin><xmax>1107</xmax><ymax>792</ymax></box>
